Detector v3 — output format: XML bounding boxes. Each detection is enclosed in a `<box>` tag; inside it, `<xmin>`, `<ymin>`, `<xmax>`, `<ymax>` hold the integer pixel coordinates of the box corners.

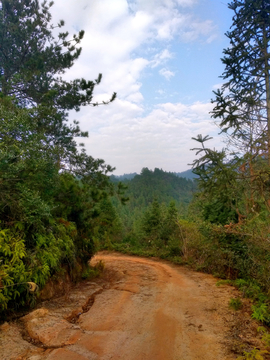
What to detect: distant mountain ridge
<box><xmin>174</xmin><ymin>169</ymin><xmax>198</xmax><ymax>180</ymax></box>
<box><xmin>111</xmin><ymin>173</ymin><xmax>137</xmax><ymax>181</ymax></box>
<box><xmin>111</xmin><ymin>168</ymin><xmax>198</xmax><ymax>181</ymax></box>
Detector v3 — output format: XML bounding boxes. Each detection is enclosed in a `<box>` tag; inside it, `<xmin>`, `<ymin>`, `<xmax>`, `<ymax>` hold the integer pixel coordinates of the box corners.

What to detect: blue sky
<box><xmin>51</xmin><ymin>0</ymin><xmax>233</xmax><ymax>175</ymax></box>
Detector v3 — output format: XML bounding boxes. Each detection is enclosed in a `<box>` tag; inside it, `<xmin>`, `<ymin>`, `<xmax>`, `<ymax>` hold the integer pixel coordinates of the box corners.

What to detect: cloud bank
<box><xmin>50</xmin><ymin>0</ymin><xmax>223</xmax><ymax>174</ymax></box>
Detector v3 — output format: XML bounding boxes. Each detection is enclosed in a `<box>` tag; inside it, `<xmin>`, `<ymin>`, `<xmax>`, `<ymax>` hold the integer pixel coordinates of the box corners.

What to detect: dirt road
<box><xmin>0</xmin><ymin>252</ymin><xmax>258</xmax><ymax>359</ymax></box>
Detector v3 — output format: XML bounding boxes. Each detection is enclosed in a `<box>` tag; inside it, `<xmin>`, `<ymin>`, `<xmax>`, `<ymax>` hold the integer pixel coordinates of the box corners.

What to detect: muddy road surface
<box><xmin>0</xmin><ymin>252</ymin><xmax>258</xmax><ymax>359</ymax></box>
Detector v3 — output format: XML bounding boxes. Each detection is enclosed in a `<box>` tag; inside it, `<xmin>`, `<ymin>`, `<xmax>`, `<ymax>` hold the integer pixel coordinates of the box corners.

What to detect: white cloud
<box><xmin>48</xmin><ymin>0</ymin><xmax>216</xmax><ymax>114</ymax></box>
<box><xmin>159</xmin><ymin>68</ymin><xmax>175</xmax><ymax>80</ymax></box>
<box><xmin>77</xmin><ymin>100</ymin><xmax>223</xmax><ymax>174</ymax></box>
<box><xmin>50</xmin><ymin>0</ymin><xmax>216</xmax><ymax>86</ymax></box>
<box><xmin>176</xmin><ymin>0</ymin><xmax>198</xmax><ymax>6</ymax></box>
<box><xmin>48</xmin><ymin>0</ymin><xmax>223</xmax><ymax>174</ymax></box>
<box><xmin>130</xmin><ymin>0</ymin><xmax>196</xmax><ymax>12</ymax></box>
<box><xmin>177</xmin><ymin>17</ymin><xmax>216</xmax><ymax>43</ymax></box>
<box><xmin>151</xmin><ymin>49</ymin><xmax>173</xmax><ymax>68</ymax></box>
<box><xmin>156</xmin><ymin>89</ymin><xmax>166</xmax><ymax>95</ymax></box>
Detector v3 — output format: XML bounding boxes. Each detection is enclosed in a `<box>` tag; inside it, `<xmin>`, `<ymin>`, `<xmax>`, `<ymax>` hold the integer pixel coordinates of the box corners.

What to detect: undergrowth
<box><xmin>237</xmin><ymin>349</ymin><xmax>269</xmax><ymax>360</ymax></box>
<box><xmin>82</xmin><ymin>260</ymin><xmax>105</xmax><ymax>280</ymax></box>
<box><xmin>229</xmin><ymin>297</ymin><xmax>243</xmax><ymax>311</ymax></box>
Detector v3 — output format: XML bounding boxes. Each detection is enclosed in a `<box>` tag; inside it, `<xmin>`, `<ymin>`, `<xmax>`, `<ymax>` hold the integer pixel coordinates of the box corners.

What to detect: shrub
<box><xmin>229</xmin><ymin>297</ymin><xmax>243</xmax><ymax>311</ymax></box>
<box><xmin>237</xmin><ymin>349</ymin><xmax>269</xmax><ymax>360</ymax></box>
<box><xmin>252</xmin><ymin>304</ymin><xmax>270</xmax><ymax>325</ymax></box>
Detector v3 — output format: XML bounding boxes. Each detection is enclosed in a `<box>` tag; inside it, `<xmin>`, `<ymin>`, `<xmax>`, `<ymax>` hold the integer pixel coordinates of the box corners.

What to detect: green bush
<box><xmin>237</xmin><ymin>349</ymin><xmax>269</xmax><ymax>360</ymax></box>
<box><xmin>0</xmin><ymin>229</ymin><xmax>28</xmax><ymax>310</ymax></box>
<box><xmin>252</xmin><ymin>303</ymin><xmax>270</xmax><ymax>325</ymax></box>
<box><xmin>229</xmin><ymin>297</ymin><xmax>243</xmax><ymax>311</ymax></box>
<box><xmin>0</xmin><ymin>218</ymin><xmax>79</xmax><ymax>311</ymax></box>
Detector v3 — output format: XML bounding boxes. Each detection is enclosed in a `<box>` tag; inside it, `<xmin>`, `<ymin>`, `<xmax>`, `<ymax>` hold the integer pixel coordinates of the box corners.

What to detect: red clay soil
<box><xmin>0</xmin><ymin>252</ymin><xmax>264</xmax><ymax>360</ymax></box>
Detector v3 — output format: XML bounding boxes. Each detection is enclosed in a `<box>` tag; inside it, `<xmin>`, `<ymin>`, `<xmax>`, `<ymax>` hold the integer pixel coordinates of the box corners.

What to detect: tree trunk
<box><xmin>263</xmin><ymin>23</ymin><xmax>270</xmax><ymax>165</ymax></box>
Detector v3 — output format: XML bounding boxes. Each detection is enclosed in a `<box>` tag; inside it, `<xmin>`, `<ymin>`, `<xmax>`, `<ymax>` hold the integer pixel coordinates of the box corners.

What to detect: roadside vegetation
<box><xmin>0</xmin><ymin>0</ymin><xmax>121</xmax><ymax>314</ymax></box>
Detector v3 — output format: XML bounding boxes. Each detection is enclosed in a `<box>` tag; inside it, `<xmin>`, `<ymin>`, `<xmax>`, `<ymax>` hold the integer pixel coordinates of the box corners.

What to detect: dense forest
<box><xmin>111</xmin><ymin>167</ymin><xmax>195</xmax><ymax>209</ymax></box>
<box><xmin>106</xmin><ymin>168</ymin><xmax>196</xmax><ymax>249</ymax></box>
<box><xmin>1</xmin><ymin>1</ymin><xmax>270</xmax><ymax>346</ymax></box>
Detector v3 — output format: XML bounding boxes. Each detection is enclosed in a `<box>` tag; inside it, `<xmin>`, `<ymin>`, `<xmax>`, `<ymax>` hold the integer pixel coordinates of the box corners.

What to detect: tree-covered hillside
<box><xmin>118</xmin><ymin>167</ymin><xmax>196</xmax><ymax>208</ymax></box>
<box><xmin>108</xmin><ymin>168</ymin><xmax>196</xmax><ymax>244</ymax></box>
<box><xmin>124</xmin><ymin>168</ymin><xmax>196</xmax><ymax>206</ymax></box>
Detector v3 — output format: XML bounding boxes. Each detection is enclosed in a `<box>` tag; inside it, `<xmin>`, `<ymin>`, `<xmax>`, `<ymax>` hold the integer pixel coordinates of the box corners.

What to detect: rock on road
<box><xmin>1</xmin><ymin>252</ymin><xmax>240</xmax><ymax>359</ymax></box>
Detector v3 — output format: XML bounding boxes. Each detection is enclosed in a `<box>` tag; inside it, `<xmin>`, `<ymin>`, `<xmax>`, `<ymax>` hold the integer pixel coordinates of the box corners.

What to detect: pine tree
<box><xmin>191</xmin><ymin>135</ymin><xmax>241</xmax><ymax>224</ymax></box>
<box><xmin>211</xmin><ymin>0</ymin><xmax>270</xmax><ymax>163</ymax></box>
<box><xmin>142</xmin><ymin>199</ymin><xmax>162</xmax><ymax>239</ymax></box>
<box><xmin>161</xmin><ymin>201</ymin><xmax>178</xmax><ymax>243</ymax></box>
<box><xmin>0</xmin><ymin>0</ymin><xmax>116</xmax><ymax>108</ymax></box>
<box><xmin>0</xmin><ymin>0</ymin><xmax>116</xmax><ymax>161</ymax></box>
